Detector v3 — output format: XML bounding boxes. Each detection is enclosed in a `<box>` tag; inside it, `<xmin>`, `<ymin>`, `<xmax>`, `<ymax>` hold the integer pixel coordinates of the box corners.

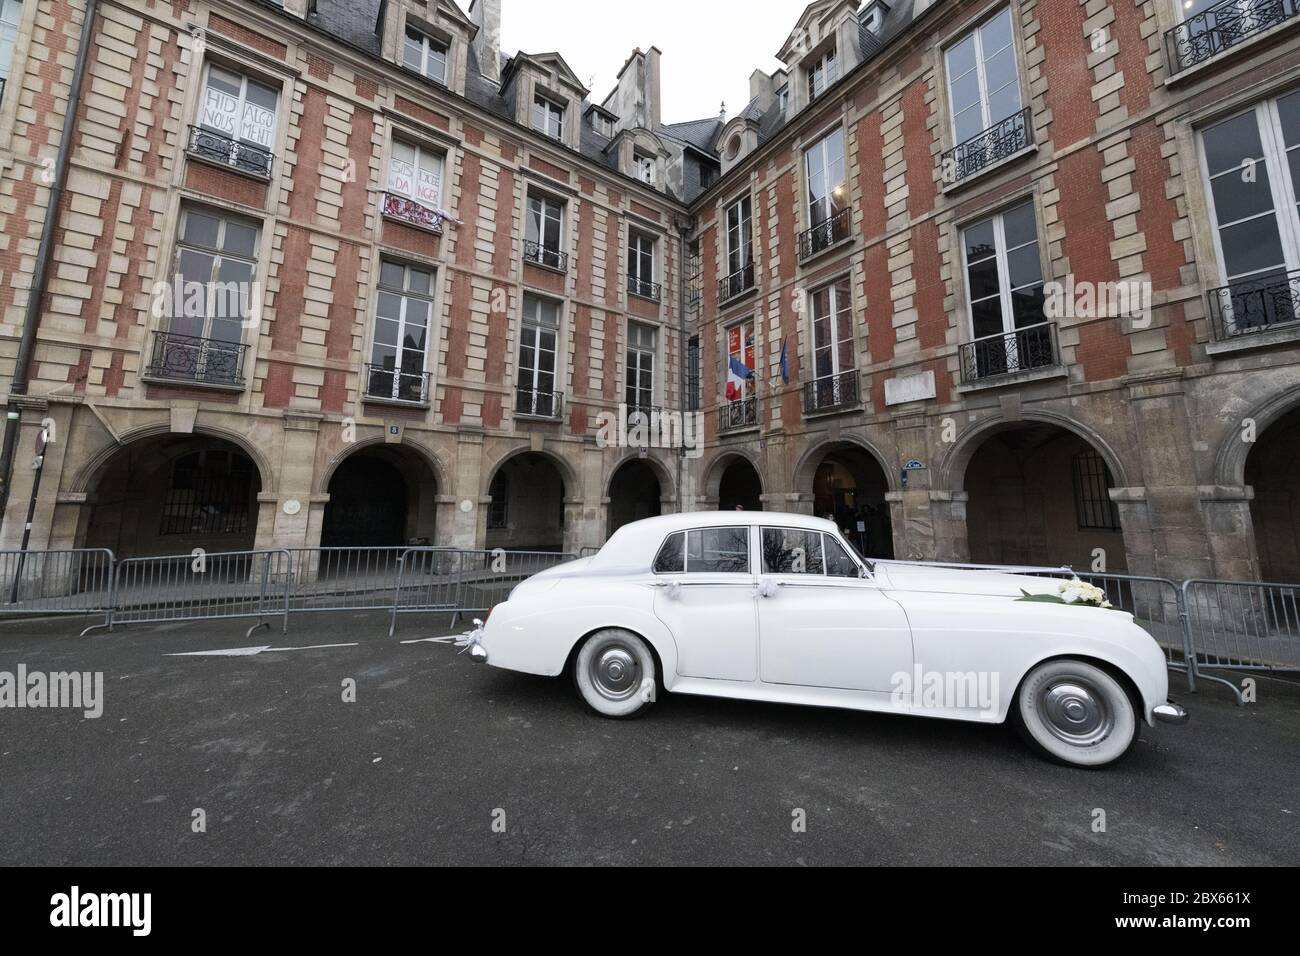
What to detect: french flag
<box><xmin>726</xmin><ymin>356</ymin><xmax>752</xmax><ymax>401</ymax></box>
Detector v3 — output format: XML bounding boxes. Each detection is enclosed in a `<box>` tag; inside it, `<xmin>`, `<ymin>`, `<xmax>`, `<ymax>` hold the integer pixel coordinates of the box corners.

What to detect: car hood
<box><xmin>875</xmin><ymin>562</ymin><xmax>1074</xmax><ymax>597</ymax></box>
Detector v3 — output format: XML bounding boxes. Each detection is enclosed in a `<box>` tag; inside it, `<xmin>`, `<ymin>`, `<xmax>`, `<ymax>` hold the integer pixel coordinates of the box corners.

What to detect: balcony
<box><xmin>718</xmin><ymin>262</ymin><xmax>756</xmax><ymax>303</ymax></box>
<box><xmin>627</xmin><ymin>275</ymin><xmax>662</xmax><ymax>302</ymax></box>
<box><xmin>940</xmin><ymin>107</ymin><xmax>1033</xmax><ymax>188</ymax></box>
<box><xmin>523</xmin><ymin>240</ymin><xmax>568</xmax><ymax>272</ymax></box>
<box><xmin>625</xmin><ymin>402</ymin><xmax>661</xmax><ymax>427</ymax></box>
<box><xmin>1207</xmin><ymin>269</ymin><xmax>1300</xmax><ymax>340</ymax></box>
<box><xmin>187</xmin><ymin>125</ymin><xmax>273</xmax><ymax>179</ymax></box>
<box><xmin>802</xmin><ymin>370</ymin><xmax>860</xmax><ymax>415</ymax></box>
<box><xmin>719</xmin><ymin>397</ymin><xmax>758</xmax><ymax>432</ymax></box>
<box><xmin>1166</xmin><ymin>0</ymin><xmax>1300</xmax><ymax>74</ymax></box>
<box><xmin>145</xmin><ymin>331</ymin><xmax>250</xmax><ymax>388</ymax></box>
<box><xmin>363</xmin><ymin>363</ymin><xmax>431</xmax><ymax>405</ymax></box>
<box><xmin>797</xmin><ymin>208</ymin><xmax>852</xmax><ymax>263</ymax></box>
<box><xmin>959</xmin><ymin>322</ymin><xmax>1060</xmax><ymax>385</ymax></box>
<box><xmin>516</xmin><ymin>388</ymin><xmax>564</xmax><ymax>420</ymax></box>
<box><xmin>381</xmin><ymin>192</ymin><xmax>445</xmax><ymax>233</ymax></box>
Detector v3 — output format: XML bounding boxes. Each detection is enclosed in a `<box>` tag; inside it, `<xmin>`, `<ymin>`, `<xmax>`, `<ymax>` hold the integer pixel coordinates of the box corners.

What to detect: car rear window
<box><xmin>686</xmin><ymin>527</ymin><xmax>750</xmax><ymax>573</ymax></box>
<box><xmin>653</xmin><ymin>532</ymin><xmax>685</xmax><ymax>573</ymax></box>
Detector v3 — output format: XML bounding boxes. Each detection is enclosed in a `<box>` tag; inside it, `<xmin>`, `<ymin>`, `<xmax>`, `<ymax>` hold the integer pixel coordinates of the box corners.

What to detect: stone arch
<box><xmin>700</xmin><ymin>449</ymin><xmax>764</xmax><ymax>504</ymax></box>
<box><xmin>70</xmin><ymin>421</ymin><xmax>274</xmax><ymax>497</ymax></box>
<box><xmin>602</xmin><ymin>451</ymin><xmax>676</xmax><ymax>501</ymax></box>
<box><xmin>315</xmin><ymin>434</ymin><xmax>450</xmax><ymax>498</ymax></box>
<box><xmin>792</xmin><ymin>434</ymin><xmax>898</xmax><ymax>495</ymax></box>
<box><xmin>482</xmin><ymin>444</ymin><xmax>581</xmax><ymax>500</ymax></box>
<box><xmin>1214</xmin><ymin>382</ymin><xmax>1300</xmax><ymax>488</ymax></box>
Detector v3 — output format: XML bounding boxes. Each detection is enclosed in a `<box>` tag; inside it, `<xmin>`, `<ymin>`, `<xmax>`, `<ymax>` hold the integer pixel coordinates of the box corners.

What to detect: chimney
<box><xmin>749</xmin><ymin>69</ymin><xmax>775</xmax><ymax>108</ymax></box>
<box><xmin>470</xmin><ymin>0</ymin><xmax>502</xmax><ymax>84</ymax></box>
<box><xmin>644</xmin><ymin>47</ymin><xmax>662</xmax><ymax>131</ymax></box>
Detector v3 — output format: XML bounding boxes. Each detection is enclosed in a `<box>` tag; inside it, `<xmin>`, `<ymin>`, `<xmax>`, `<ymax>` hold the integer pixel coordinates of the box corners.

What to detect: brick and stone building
<box><xmin>2</xmin><ymin>0</ymin><xmax>1299</xmax><ymax>585</ymax></box>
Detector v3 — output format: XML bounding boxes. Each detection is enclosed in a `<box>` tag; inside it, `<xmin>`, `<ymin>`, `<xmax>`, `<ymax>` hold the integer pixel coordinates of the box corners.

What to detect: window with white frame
<box><xmin>516</xmin><ymin>295</ymin><xmax>561</xmax><ymax>417</ymax></box>
<box><xmin>533</xmin><ymin>93</ymin><xmax>565</xmax><ymax>140</ymax></box>
<box><xmin>810</xmin><ymin>277</ymin><xmax>855</xmax><ymax>388</ymax></box>
<box><xmin>627</xmin><ymin>231</ymin><xmax>658</xmax><ymax>298</ymax></box>
<box><xmin>1199</xmin><ymin>90</ymin><xmax>1300</xmax><ymax>334</ymax></box>
<box><xmin>725</xmin><ymin>318</ymin><xmax>756</xmax><ymax>402</ymax></box>
<box><xmin>777</xmin><ymin>86</ymin><xmax>789</xmax><ymax>113</ymax></box>
<box><xmin>197</xmin><ymin>64</ymin><xmax>279</xmax><ymax>155</ymax></box>
<box><xmin>387</xmin><ymin>140</ymin><xmax>444</xmax><ymax>210</ymax></box>
<box><xmin>368</xmin><ymin>261</ymin><xmax>435</xmax><ymax>403</ymax></box>
<box><xmin>805</xmin><ymin>127</ymin><xmax>847</xmax><ymax>227</ymax></box>
<box><xmin>403</xmin><ymin>27</ymin><xmax>448</xmax><ymax>85</ymax></box>
<box><xmin>725</xmin><ymin>194</ymin><xmax>754</xmax><ymax>281</ymax></box>
<box><xmin>626</xmin><ymin>322</ymin><xmax>657</xmax><ymax>413</ymax></box>
<box><xmin>525</xmin><ymin>193</ymin><xmax>565</xmax><ymax>269</ymax></box>
<box><xmin>169</xmin><ymin>207</ymin><xmax>259</xmax><ymax>348</ymax></box>
<box><xmin>945</xmin><ymin>7</ymin><xmax>1022</xmax><ymax>146</ymax></box>
<box><xmin>0</xmin><ymin>0</ymin><xmax>21</xmax><ymax>99</ymax></box>
<box><xmin>635</xmin><ymin>152</ymin><xmax>656</xmax><ymax>184</ymax></box>
<box><xmin>807</xmin><ymin>47</ymin><xmax>840</xmax><ymax>102</ymax></box>
<box><xmin>961</xmin><ymin>200</ymin><xmax>1051</xmax><ymax>377</ymax></box>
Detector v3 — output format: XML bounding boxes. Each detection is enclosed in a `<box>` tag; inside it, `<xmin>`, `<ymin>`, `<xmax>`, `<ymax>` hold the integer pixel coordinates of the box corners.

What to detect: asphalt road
<box><xmin>1</xmin><ymin>612</ymin><xmax>1296</xmax><ymax>866</ymax></box>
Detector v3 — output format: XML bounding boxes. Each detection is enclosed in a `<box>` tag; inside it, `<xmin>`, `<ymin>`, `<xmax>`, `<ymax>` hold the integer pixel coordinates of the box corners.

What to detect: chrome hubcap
<box><xmin>1038</xmin><ymin>679</ymin><xmax>1113</xmax><ymax>746</ymax></box>
<box><xmin>590</xmin><ymin>643</ymin><xmax>640</xmax><ymax>701</ymax></box>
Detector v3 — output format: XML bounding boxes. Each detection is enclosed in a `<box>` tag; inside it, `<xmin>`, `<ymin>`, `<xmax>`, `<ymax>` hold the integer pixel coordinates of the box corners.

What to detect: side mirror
<box><xmin>859</xmin><ymin>566</ymin><xmax>871</xmax><ymax>580</ymax></box>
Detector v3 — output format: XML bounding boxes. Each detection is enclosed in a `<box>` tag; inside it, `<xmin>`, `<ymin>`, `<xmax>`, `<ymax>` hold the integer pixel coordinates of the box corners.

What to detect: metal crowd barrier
<box><xmin>83</xmin><ymin>549</ymin><xmax>293</xmax><ymax>639</ymax></box>
<box><xmin>387</xmin><ymin>547</ymin><xmax>462</xmax><ymax>636</ymax></box>
<box><xmin>1181</xmin><ymin>579</ymin><xmax>1300</xmax><ymax>702</ymax></box>
<box><xmin>0</xmin><ymin>548</ymin><xmax>115</xmax><ymax>627</ymax></box>
<box><xmin>286</xmin><ymin>547</ymin><xmax>409</xmax><ymax>613</ymax></box>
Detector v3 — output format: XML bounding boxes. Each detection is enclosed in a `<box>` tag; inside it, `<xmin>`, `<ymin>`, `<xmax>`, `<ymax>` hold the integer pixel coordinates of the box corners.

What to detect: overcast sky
<box><xmin>499</xmin><ymin>0</ymin><xmax>812</xmax><ymax>124</ymax></box>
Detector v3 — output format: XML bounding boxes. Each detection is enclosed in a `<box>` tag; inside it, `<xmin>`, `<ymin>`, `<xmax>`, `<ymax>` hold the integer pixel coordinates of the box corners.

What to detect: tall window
<box><xmin>533</xmin><ymin>94</ymin><xmax>565</xmax><ymax>140</ymax></box>
<box><xmin>945</xmin><ymin>7</ymin><xmax>1021</xmax><ymax>145</ymax></box>
<box><xmin>686</xmin><ymin>334</ymin><xmax>700</xmax><ymax>412</ymax></box>
<box><xmin>164</xmin><ymin>207</ymin><xmax>259</xmax><ymax>384</ymax></box>
<box><xmin>628</xmin><ymin>231</ymin><xmax>658</xmax><ymax>298</ymax></box>
<box><xmin>525</xmin><ymin>193</ymin><xmax>565</xmax><ymax>269</ymax></box>
<box><xmin>635</xmin><ymin>152</ymin><xmax>656</xmax><ymax>184</ymax></box>
<box><xmin>811</xmin><ymin>278</ymin><xmax>854</xmax><ymax>383</ymax></box>
<box><xmin>0</xmin><ymin>0</ymin><xmax>20</xmax><ymax>102</ymax></box>
<box><xmin>726</xmin><ymin>194</ymin><xmax>753</xmax><ymax>278</ymax></box>
<box><xmin>807</xmin><ymin>47</ymin><xmax>839</xmax><ymax>101</ymax></box>
<box><xmin>1072</xmin><ymin>451</ymin><xmax>1122</xmax><ymax>532</ymax></box>
<box><xmin>626</xmin><ymin>322</ymin><xmax>657</xmax><ymax>413</ymax></box>
<box><xmin>1200</xmin><ymin>91</ymin><xmax>1300</xmax><ymax>334</ymax></box>
<box><xmin>387</xmin><ymin>140</ymin><xmax>443</xmax><ymax>210</ymax></box>
<box><xmin>369</xmin><ymin>261</ymin><xmax>434</xmax><ymax>403</ymax></box>
<box><xmin>197</xmin><ymin>64</ymin><xmax>278</xmax><ymax>155</ymax></box>
<box><xmin>517</xmin><ymin>295</ymin><xmax>560</xmax><ymax>417</ymax></box>
<box><xmin>725</xmin><ymin>319</ymin><xmax>756</xmax><ymax>402</ymax></box>
<box><xmin>805</xmin><ymin>127</ymin><xmax>846</xmax><ymax>227</ymax></box>
<box><xmin>403</xmin><ymin>28</ymin><xmax>448</xmax><ymax>85</ymax></box>
<box><xmin>962</xmin><ymin>201</ymin><xmax>1050</xmax><ymax>376</ymax></box>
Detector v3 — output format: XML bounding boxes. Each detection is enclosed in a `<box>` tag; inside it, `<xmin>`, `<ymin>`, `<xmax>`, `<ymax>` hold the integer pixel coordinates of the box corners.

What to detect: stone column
<box><xmin>254</xmin><ymin>410</ymin><xmax>322</xmax><ymax>552</ymax></box>
<box><xmin>449</xmin><ymin>429</ymin><xmax>486</xmax><ymax>550</ymax></box>
<box><xmin>1199</xmin><ymin>485</ymin><xmax>1259</xmax><ymax>582</ymax></box>
<box><xmin>928</xmin><ymin>490</ymin><xmax>970</xmax><ymax>562</ymax></box>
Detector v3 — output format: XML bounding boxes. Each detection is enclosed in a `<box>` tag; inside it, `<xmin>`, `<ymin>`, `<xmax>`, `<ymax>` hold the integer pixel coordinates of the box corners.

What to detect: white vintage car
<box><xmin>469</xmin><ymin>512</ymin><xmax>1187</xmax><ymax>767</ymax></box>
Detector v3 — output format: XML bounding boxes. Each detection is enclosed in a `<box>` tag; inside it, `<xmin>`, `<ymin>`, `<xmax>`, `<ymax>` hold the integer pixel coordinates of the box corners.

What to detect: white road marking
<box><xmin>166</xmin><ymin>643</ymin><xmax>360</xmax><ymax>658</ymax></box>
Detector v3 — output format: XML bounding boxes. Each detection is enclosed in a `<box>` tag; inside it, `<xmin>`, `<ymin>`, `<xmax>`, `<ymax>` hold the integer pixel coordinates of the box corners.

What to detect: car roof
<box><xmin>592</xmin><ymin>511</ymin><xmax>840</xmax><ymax>568</ymax></box>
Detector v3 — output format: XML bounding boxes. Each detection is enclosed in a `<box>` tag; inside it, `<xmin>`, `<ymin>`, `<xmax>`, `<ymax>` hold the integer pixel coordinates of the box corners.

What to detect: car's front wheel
<box><xmin>1013</xmin><ymin>659</ymin><xmax>1138</xmax><ymax>768</ymax></box>
<box><xmin>573</xmin><ymin>629</ymin><xmax>656</xmax><ymax>719</ymax></box>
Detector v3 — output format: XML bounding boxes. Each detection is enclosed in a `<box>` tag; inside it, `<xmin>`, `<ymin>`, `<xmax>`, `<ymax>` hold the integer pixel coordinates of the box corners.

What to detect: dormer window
<box><xmin>807</xmin><ymin>48</ymin><xmax>839</xmax><ymax>102</ymax></box>
<box><xmin>635</xmin><ymin>152</ymin><xmax>656</xmax><ymax>185</ymax></box>
<box><xmin>533</xmin><ymin>94</ymin><xmax>565</xmax><ymax>141</ymax></box>
<box><xmin>778</xmin><ymin>86</ymin><xmax>790</xmax><ymax>113</ymax></box>
<box><xmin>864</xmin><ymin>5</ymin><xmax>885</xmax><ymax>34</ymax></box>
<box><xmin>403</xmin><ymin>27</ymin><xmax>448</xmax><ymax>86</ymax></box>
<box><xmin>591</xmin><ymin>113</ymin><xmax>613</xmax><ymax>137</ymax></box>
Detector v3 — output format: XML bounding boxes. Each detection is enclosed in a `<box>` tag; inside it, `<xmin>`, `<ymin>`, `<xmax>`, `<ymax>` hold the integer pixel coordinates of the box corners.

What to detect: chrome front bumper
<box><xmin>1153</xmin><ymin>701</ymin><xmax>1189</xmax><ymax>725</ymax></box>
<box><xmin>469</xmin><ymin>643</ymin><xmax>489</xmax><ymax>664</ymax></box>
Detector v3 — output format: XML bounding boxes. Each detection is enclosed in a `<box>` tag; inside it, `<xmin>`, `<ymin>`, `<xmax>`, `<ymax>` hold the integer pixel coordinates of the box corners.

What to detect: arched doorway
<box><xmin>321</xmin><ymin>446</ymin><xmax>438</xmax><ymax>548</ymax></box>
<box><xmin>1246</xmin><ymin>405</ymin><xmax>1300</xmax><ymax>582</ymax></box>
<box><xmin>486</xmin><ymin>453</ymin><xmax>566</xmax><ymax>551</ymax></box>
<box><xmin>809</xmin><ymin>443</ymin><xmax>893</xmax><ymax>559</ymax></box>
<box><xmin>964</xmin><ymin>423</ymin><xmax>1126</xmax><ymax>570</ymax></box>
<box><xmin>607</xmin><ymin>460</ymin><xmax>662</xmax><ymax>538</ymax></box>
<box><xmin>717</xmin><ymin>458</ymin><xmax>762</xmax><ymax>512</ymax></box>
<box><xmin>83</xmin><ymin>434</ymin><xmax>262</xmax><ymax>558</ymax></box>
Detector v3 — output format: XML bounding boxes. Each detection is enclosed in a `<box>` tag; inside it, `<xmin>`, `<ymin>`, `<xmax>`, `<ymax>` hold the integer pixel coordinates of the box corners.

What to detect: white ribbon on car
<box><xmin>453</xmin><ymin>619</ymin><xmax>485</xmax><ymax>654</ymax></box>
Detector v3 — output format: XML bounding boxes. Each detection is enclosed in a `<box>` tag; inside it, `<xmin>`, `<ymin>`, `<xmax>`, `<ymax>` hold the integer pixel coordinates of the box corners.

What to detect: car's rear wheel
<box><xmin>573</xmin><ymin>629</ymin><xmax>656</xmax><ymax>719</ymax></box>
<box><xmin>1013</xmin><ymin>659</ymin><xmax>1138</xmax><ymax>768</ymax></box>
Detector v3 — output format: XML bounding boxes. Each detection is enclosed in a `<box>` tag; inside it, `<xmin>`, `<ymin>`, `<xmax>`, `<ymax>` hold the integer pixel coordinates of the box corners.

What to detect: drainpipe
<box><xmin>0</xmin><ymin>0</ymin><xmax>100</xmax><ymax>532</ymax></box>
<box><xmin>676</xmin><ymin>218</ymin><xmax>690</xmax><ymax>515</ymax></box>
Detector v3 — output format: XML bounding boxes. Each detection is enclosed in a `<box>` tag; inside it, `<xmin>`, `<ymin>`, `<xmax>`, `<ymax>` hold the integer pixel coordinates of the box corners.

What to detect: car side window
<box><xmin>686</xmin><ymin>527</ymin><xmax>750</xmax><ymax>573</ymax></box>
<box><xmin>653</xmin><ymin>532</ymin><xmax>685</xmax><ymax>573</ymax></box>
<box><xmin>823</xmin><ymin>533</ymin><xmax>860</xmax><ymax>578</ymax></box>
<box><xmin>761</xmin><ymin>528</ymin><xmax>825</xmax><ymax>574</ymax></box>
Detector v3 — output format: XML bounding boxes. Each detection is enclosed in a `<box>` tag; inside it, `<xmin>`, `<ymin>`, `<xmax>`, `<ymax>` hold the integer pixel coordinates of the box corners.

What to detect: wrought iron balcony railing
<box><xmin>381</xmin><ymin>192</ymin><xmax>445</xmax><ymax>233</ymax></box>
<box><xmin>624</xmin><ymin>402</ymin><xmax>661</xmax><ymax>426</ymax></box>
<box><xmin>1207</xmin><ymin>269</ymin><xmax>1300</xmax><ymax>339</ymax></box>
<box><xmin>719</xmin><ymin>397</ymin><xmax>758</xmax><ymax>431</ymax></box>
<box><xmin>363</xmin><ymin>363</ymin><xmax>432</xmax><ymax>405</ymax></box>
<box><xmin>1166</xmin><ymin>0</ymin><xmax>1300</xmax><ymax>74</ymax></box>
<box><xmin>187</xmin><ymin>125</ymin><xmax>274</xmax><ymax>179</ymax></box>
<box><xmin>959</xmin><ymin>321</ymin><xmax>1060</xmax><ymax>385</ymax></box>
<box><xmin>146</xmin><ymin>331</ymin><xmax>250</xmax><ymax>387</ymax></box>
<box><xmin>523</xmin><ymin>240</ymin><xmax>568</xmax><ymax>272</ymax></box>
<box><xmin>802</xmin><ymin>370</ymin><xmax>860</xmax><ymax>414</ymax></box>
<box><xmin>628</xmin><ymin>275</ymin><xmax>662</xmax><ymax>301</ymax></box>
<box><xmin>718</xmin><ymin>262</ymin><xmax>756</xmax><ymax>303</ymax></box>
<box><xmin>797</xmin><ymin>207</ymin><xmax>852</xmax><ymax>262</ymax></box>
<box><xmin>516</xmin><ymin>388</ymin><xmax>564</xmax><ymax>419</ymax></box>
<box><xmin>941</xmin><ymin>107</ymin><xmax>1033</xmax><ymax>187</ymax></box>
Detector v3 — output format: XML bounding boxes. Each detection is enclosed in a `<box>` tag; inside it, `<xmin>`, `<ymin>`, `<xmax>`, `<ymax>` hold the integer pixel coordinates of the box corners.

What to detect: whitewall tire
<box><xmin>1014</xmin><ymin>659</ymin><xmax>1138</xmax><ymax>768</ymax></box>
<box><xmin>574</xmin><ymin>629</ymin><xmax>656</xmax><ymax>719</ymax></box>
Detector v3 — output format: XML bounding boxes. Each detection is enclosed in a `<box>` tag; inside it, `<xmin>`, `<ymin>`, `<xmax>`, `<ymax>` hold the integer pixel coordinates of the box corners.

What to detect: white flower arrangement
<box><xmin>1017</xmin><ymin>579</ymin><xmax>1116</xmax><ymax>610</ymax></box>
